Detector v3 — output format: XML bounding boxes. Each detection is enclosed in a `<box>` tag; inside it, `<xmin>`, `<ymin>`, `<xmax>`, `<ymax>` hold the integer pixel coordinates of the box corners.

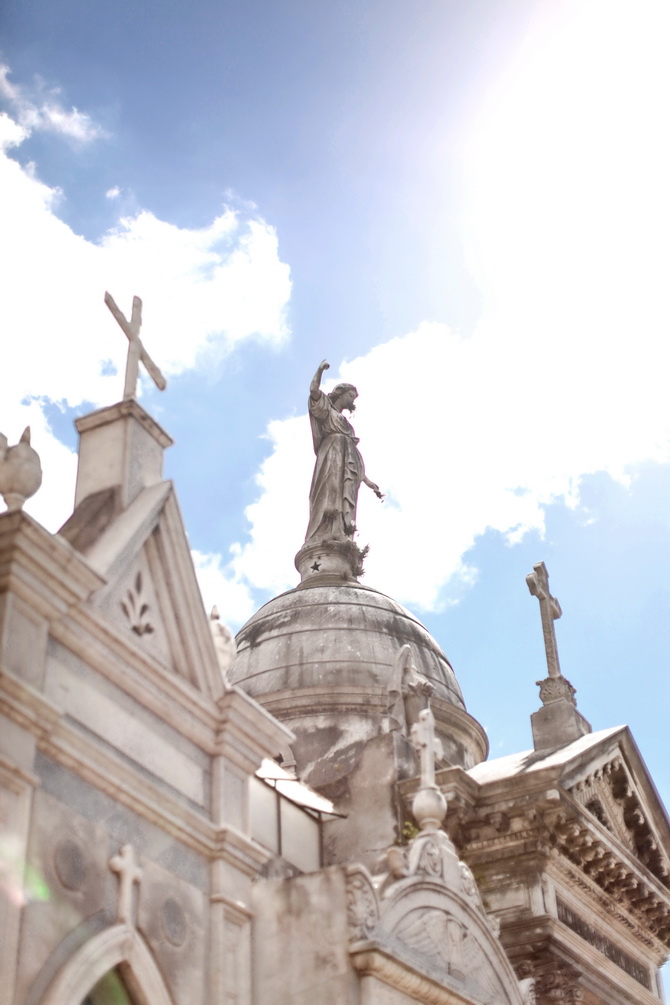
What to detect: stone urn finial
<box><xmin>210</xmin><ymin>606</ymin><xmax>237</xmax><ymax>679</ymax></box>
<box><xmin>0</xmin><ymin>427</ymin><xmax>43</xmax><ymax>512</ymax></box>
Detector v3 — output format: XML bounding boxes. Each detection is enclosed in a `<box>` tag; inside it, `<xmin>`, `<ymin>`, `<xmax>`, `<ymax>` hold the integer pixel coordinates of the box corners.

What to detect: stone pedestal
<box><xmin>294</xmin><ymin>539</ymin><xmax>367</xmax><ymax>584</ymax></box>
<box><xmin>74</xmin><ymin>400</ymin><xmax>173</xmax><ymax>510</ymax></box>
<box><xmin>531</xmin><ymin>697</ymin><xmax>591</xmax><ymax>750</ymax></box>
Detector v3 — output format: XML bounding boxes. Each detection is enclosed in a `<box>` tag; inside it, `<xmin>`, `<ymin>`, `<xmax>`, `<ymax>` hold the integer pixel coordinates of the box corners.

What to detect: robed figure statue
<box><xmin>305</xmin><ymin>359</ymin><xmax>382</xmax><ymax>544</ymax></box>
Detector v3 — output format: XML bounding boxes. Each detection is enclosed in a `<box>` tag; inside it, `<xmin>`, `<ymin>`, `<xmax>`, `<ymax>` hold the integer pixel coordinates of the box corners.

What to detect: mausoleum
<box><xmin>1</xmin><ymin>309</ymin><xmax>669</xmax><ymax>1005</ymax></box>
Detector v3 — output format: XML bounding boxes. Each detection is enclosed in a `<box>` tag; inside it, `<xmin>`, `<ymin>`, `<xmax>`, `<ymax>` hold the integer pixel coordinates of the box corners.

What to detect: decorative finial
<box><xmin>526</xmin><ymin>562</ymin><xmax>592</xmax><ymax>749</ymax></box>
<box><xmin>410</xmin><ymin>706</ymin><xmax>446</xmax><ymax>832</ymax></box>
<box><xmin>526</xmin><ymin>561</ymin><xmax>562</xmax><ymax>679</ymax></box>
<box><xmin>104</xmin><ymin>291</ymin><xmax>167</xmax><ymax>401</ymax></box>
<box><xmin>210</xmin><ymin>606</ymin><xmax>237</xmax><ymax>677</ymax></box>
<box><xmin>0</xmin><ymin>427</ymin><xmax>42</xmax><ymax>512</ymax></box>
<box><xmin>294</xmin><ymin>359</ymin><xmax>382</xmax><ymax>583</ymax></box>
<box><xmin>526</xmin><ymin>561</ymin><xmax>578</xmax><ymax>707</ymax></box>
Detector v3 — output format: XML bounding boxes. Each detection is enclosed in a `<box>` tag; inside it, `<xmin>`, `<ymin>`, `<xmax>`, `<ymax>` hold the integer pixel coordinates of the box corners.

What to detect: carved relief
<box><xmin>54</xmin><ymin>838</ymin><xmax>87</xmax><ymax>892</ymax></box>
<box><xmin>121</xmin><ymin>571</ymin><xmax>154</xmax><ymax>636</ymax></box>
<box><xmin>345</xmin><ymin>866</ymin><xmax>379</xmax><ymax>942</ymax></box>
<box><xmin>393</xmin><ymin>908</ymin><xmax>463</xmax><ymax>974</ymax></box>
<box><xmin>533</xmin><ymin>960</ymin><xmax>583</xmax><ymax>1004</ymax></box>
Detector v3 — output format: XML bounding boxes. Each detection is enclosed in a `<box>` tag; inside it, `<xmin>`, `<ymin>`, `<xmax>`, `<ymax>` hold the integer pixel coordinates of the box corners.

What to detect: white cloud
<box><xmin>191</xmin><ymin>550</ymin><xmax>257</xmax><ymax>628</ymax></box>
<box><xmin>226</xmin><ymin>0</ymin><xmax>670</xmax><ymax>615</ymax></box>
<box><xmin>0</xmin><ymin>104</ymin><xmax>291</xmax><ymax>538</ymax></box>
<box><xmin>105</xmin><ymin>186</ymin><xmax>121</xmax><ymax>200</ymax></box>
<box><xmin>0</xmin><ymin>64</ymin><xmax>104</xmax><ymax>143</ymax></box>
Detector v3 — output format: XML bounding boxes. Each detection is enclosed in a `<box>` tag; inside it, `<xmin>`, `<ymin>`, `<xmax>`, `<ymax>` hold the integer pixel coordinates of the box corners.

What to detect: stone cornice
<box><xmin>75</xmin><ymin>399</ymin><xmax>173</xmax><ymax>448</ymax></box>
<box><xmin>209</xmin><ymin>890</ymin><xmax>254</xmax><ymax>923</ymax></box>
<box><xmin>350</xmin><ymin>943</ymin><xmax>474</xmax><ymax>1005</ymax></box>
<box><xmin>216</xmin><ymin>687</ymin><xmax>294</xmax><ymax>771</ymax></box>
<box><xmin>214</xmin><ymin>825</ymin><xmax>274</xmax><ymax>877</ymax></box>
<box><xmin>447</xmin><ymin>780</ymin><xmax>670</xmax><ymax>950</ymax></box>
<box><xmin>0</xmin><ymin>511</ymin><xmax>104</xmax><ymax>618</ymax></box>
<box><xmin>0</xmin><ymin>667</ymin><xmax>62</xmax><ymax>742</ymax></box>
<box><xmin>548</xmin><ymin>852</ymin><xmax>666</xmax><ymax>956</ymax></box>
<box><xmin>1</xmin><ymin>664</ymin><xmax>273</xmax><ymax>873</ymax></box>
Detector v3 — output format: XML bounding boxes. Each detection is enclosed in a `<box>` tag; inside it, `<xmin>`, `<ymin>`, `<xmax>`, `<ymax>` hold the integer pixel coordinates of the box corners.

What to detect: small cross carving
<box><xmin>109</xmin><ymin>843</ymin><xmax>142</xmax><ymax>925</ymax></box>
<box><xmin>526</xmin><ymin>561</ymin><xmax>562</xmax><ymax>678</ymax></box>
<box><xmin>104</xmin><ymin>291</ymin><xmax>167</xmax><ymax>401</ymax></box>
<box><xmin>411</xmin><ymin>707</ymin><xmax>444</xmax><ymax>790</ymax></box>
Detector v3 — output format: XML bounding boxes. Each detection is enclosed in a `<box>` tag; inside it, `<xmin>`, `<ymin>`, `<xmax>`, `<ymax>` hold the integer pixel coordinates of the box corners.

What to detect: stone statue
<box><xmin>0</xmin><ymin>427</ymin><xmax>42</xmax><ymax>512</ymax></box>
<box><xmin>305</xmin><ymin>359</ymin><xmax>382</xmax><ymax>544</ymax></box>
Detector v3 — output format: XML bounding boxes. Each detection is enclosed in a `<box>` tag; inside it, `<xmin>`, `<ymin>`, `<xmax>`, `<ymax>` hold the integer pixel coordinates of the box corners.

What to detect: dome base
<box><xmin>294</xmin><ymin>539</ymin><xmax>368</xmax><ymax>583</ymax></box>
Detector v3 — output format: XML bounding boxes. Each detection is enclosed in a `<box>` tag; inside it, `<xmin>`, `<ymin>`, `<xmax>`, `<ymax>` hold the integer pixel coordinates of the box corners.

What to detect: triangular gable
<box><xmin>65</xmin><ymin>480</ymin><xmax>223</xmax><ymax>700</ymax></box>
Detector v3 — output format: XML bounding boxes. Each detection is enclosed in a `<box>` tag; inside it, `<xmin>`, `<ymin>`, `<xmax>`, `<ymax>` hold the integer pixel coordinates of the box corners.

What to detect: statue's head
<box><xmin>329</xmin><ymin>383</ymin><xmax>358</xmax><ymax>412</ymax></box>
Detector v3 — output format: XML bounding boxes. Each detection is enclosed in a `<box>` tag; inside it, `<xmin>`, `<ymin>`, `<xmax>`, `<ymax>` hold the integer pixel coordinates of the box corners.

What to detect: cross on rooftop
<box><xmin>411</xmin><ymin>706</ymin><xmax>444</xmax><ymax>791</ymax></box>
<box><xmin>526</xmin><ymin>561</ymin><xmax>562</xmax><ymax>678</ymax></box>
<box><xmin>109</xmin><ymin>843</ymin><xmax>143</xmax><ymax>925</ymax></box>
<box><xmin>104</xmin><ymin>291</ymin><xmax>167</xmax><ymax>401</ymax></box>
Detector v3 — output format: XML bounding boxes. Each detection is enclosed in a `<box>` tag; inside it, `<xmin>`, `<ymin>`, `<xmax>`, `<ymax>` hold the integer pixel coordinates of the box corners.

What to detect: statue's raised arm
<box><xmin>304</xmin><ymin>360</ymin><xmax>382</xmax><ymax>547</ymax></box>
<box><xmin>310</xmin><ymin>359</ymin><xmax>330</xmax><ymax>400</ymax></box>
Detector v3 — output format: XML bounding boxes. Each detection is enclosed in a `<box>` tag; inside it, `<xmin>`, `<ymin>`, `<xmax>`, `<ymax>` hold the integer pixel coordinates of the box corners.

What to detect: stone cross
<box><xmin>109</xmin><ymin>843</ymin><xmax>143</xmax><ymax>925</ymax></box>
<box><xmin>104</xmin><ymin>291</ymin><xmax>167</xmax><ymax>401</ymax></box>
<box><xmin>411</xmin><ymin>707</ymin><xmax>444</xmax><ymax>790</ymax></box>
<box><xmin>526</xmin><ymin>561</ymin><xmax>562</xmax><ymax>678</ymax></box>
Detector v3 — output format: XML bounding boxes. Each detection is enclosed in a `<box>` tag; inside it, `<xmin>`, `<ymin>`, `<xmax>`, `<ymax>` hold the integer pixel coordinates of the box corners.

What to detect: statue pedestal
<box><xmin>294</xmin><ymin>539</ymin><xmax>368</xmax><ymax>585</ymax></box>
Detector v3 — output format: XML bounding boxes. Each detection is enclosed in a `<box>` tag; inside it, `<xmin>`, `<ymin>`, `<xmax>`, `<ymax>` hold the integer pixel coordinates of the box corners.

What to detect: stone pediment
<box><xmin>444</xmin><ymin>727</ymin><xmax>670</xmax><ymax>958</ymax></box>
<box><xmin>346</xmin><ymin>852</ymin><xmax>525</xmax><ymax>1005</ymax></box>
<box><xmin>558</xmin><ymin>731</ymin><xmax>670</xmax><ymax>890</ymax></box>
<box><xmin>61</xmin><ymin>480</ymin><xmax>223</xmax><ymax>700</ymax></box>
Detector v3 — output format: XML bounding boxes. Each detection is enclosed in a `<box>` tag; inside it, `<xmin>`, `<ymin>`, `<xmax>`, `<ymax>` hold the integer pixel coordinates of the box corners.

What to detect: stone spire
<box><xmin>68</xmin><ymin>293</ymin><xmax>173</xmax><ymax>516</ymax></box>
<box><xmin>526</xmin><ymin>561</ymin><xmax>591</xmax><ymax>750</ymax></box>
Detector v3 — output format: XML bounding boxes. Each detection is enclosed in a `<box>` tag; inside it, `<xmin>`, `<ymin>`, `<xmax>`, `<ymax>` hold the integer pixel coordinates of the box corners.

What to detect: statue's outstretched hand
<box><xmin>319</xmin><ymin>359</ymin><xmax>330</xmax><ymax>372</ymax></box>
<box><xmin>364</xmin><ymin>476</ymin><xmax>384</xmax><ymax>501</ymax></box>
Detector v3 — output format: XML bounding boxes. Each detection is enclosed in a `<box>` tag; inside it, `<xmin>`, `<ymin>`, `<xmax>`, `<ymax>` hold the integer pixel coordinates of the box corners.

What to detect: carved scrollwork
<box><xmin>536</xmin><ymin>675</ymin><xmax>576</xmax><ymax>706</ymax></box>
<box><xmin>345</xmin><ymin>866</ymin><xmax>379</xmax><ymax>942</ymax></box>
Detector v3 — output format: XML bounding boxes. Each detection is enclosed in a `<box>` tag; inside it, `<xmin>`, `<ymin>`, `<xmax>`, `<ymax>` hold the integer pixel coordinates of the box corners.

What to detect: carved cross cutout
<box><xmin>105</xmin><ymin>291</ymin><xmax>167</xmax><ymax>401</ymax></box>
<box><xmin>411</xmin><ymin>707</ymin><xmax>444</xmax><ymax>790</ymax></box>
<box><xmin>109</xmin><ymin>843</ymin><xmax>142</xmax><ymax>925</ymax></box>
<box><xmin>526</xmin><ymin>561</ymin><xmax>562</xmax><ymax>678</ymax></box>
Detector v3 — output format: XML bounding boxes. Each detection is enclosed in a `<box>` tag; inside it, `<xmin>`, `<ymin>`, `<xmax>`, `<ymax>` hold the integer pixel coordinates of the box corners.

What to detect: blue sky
<box><xmin>2</xmin><ymin>0</ymin><xmax>670</xmax><ymax>885</ymax></box>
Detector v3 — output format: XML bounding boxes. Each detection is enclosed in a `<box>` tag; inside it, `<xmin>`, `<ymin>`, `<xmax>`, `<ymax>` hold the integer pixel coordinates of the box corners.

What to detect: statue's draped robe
<box><xmin>306</xmin><ymin>391</ymin><xmax>363</xmax><ymax>543</ymax></box>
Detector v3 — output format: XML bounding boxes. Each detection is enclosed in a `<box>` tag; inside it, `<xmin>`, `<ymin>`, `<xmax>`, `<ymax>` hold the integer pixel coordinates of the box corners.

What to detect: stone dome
<box><xmin>230</xmin><ymin>580</ymin><xmax>487</xmax><ymax>782</ymax></box>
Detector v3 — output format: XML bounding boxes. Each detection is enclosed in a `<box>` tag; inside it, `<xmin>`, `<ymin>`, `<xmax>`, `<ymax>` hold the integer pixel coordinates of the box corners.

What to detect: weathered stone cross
<box><xmin>411</xmin><ymin>707</ymin><xmax>444</xmax><ymax>790</ymax></box>
<box><xmin>109</xmin><ymin>843</ymin><xmax>143</xmax><ymax>925</ymax></box>
<box><xmin>526</xmin><ymin>561</ymin><xmax>562</xmax><ymax>678</ymax></box>
<box><xmin>104</xmin><ymin>291</ymin><xmax>167</xmax><ymax>401</ymax></box>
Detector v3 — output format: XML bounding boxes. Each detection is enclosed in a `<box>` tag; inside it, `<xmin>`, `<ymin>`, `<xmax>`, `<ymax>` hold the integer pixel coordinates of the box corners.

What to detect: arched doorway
<box><xmin>39</xmin><ymin>924</ymin><xmax>174</xmax><ymax>1005</ymax></box>
<box><xmin>81</xmin><ymin>968</ymin><xmax>134</xmax><ymax>1005</ymax></box>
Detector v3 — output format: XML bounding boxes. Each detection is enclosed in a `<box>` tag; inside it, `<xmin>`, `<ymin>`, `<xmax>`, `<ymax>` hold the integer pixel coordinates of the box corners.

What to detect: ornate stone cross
<box><xmin>526</xmin><ymin>561</ymin><xmax>562</xmax><ymax>679</ymax></box>
<box><xmin>109</xmin><ymin>843</ymin><xmax>143</xmax><ymax>925</ymax></box>
<box><xmin>105</xmin><ymin>291</ymin><xmax>167</xmax><ymax>401</ymax></box>
<box><xmin>411</xmin><ymin>707</ymin><xmax>444</xmax><ymax>791</ymax></box>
